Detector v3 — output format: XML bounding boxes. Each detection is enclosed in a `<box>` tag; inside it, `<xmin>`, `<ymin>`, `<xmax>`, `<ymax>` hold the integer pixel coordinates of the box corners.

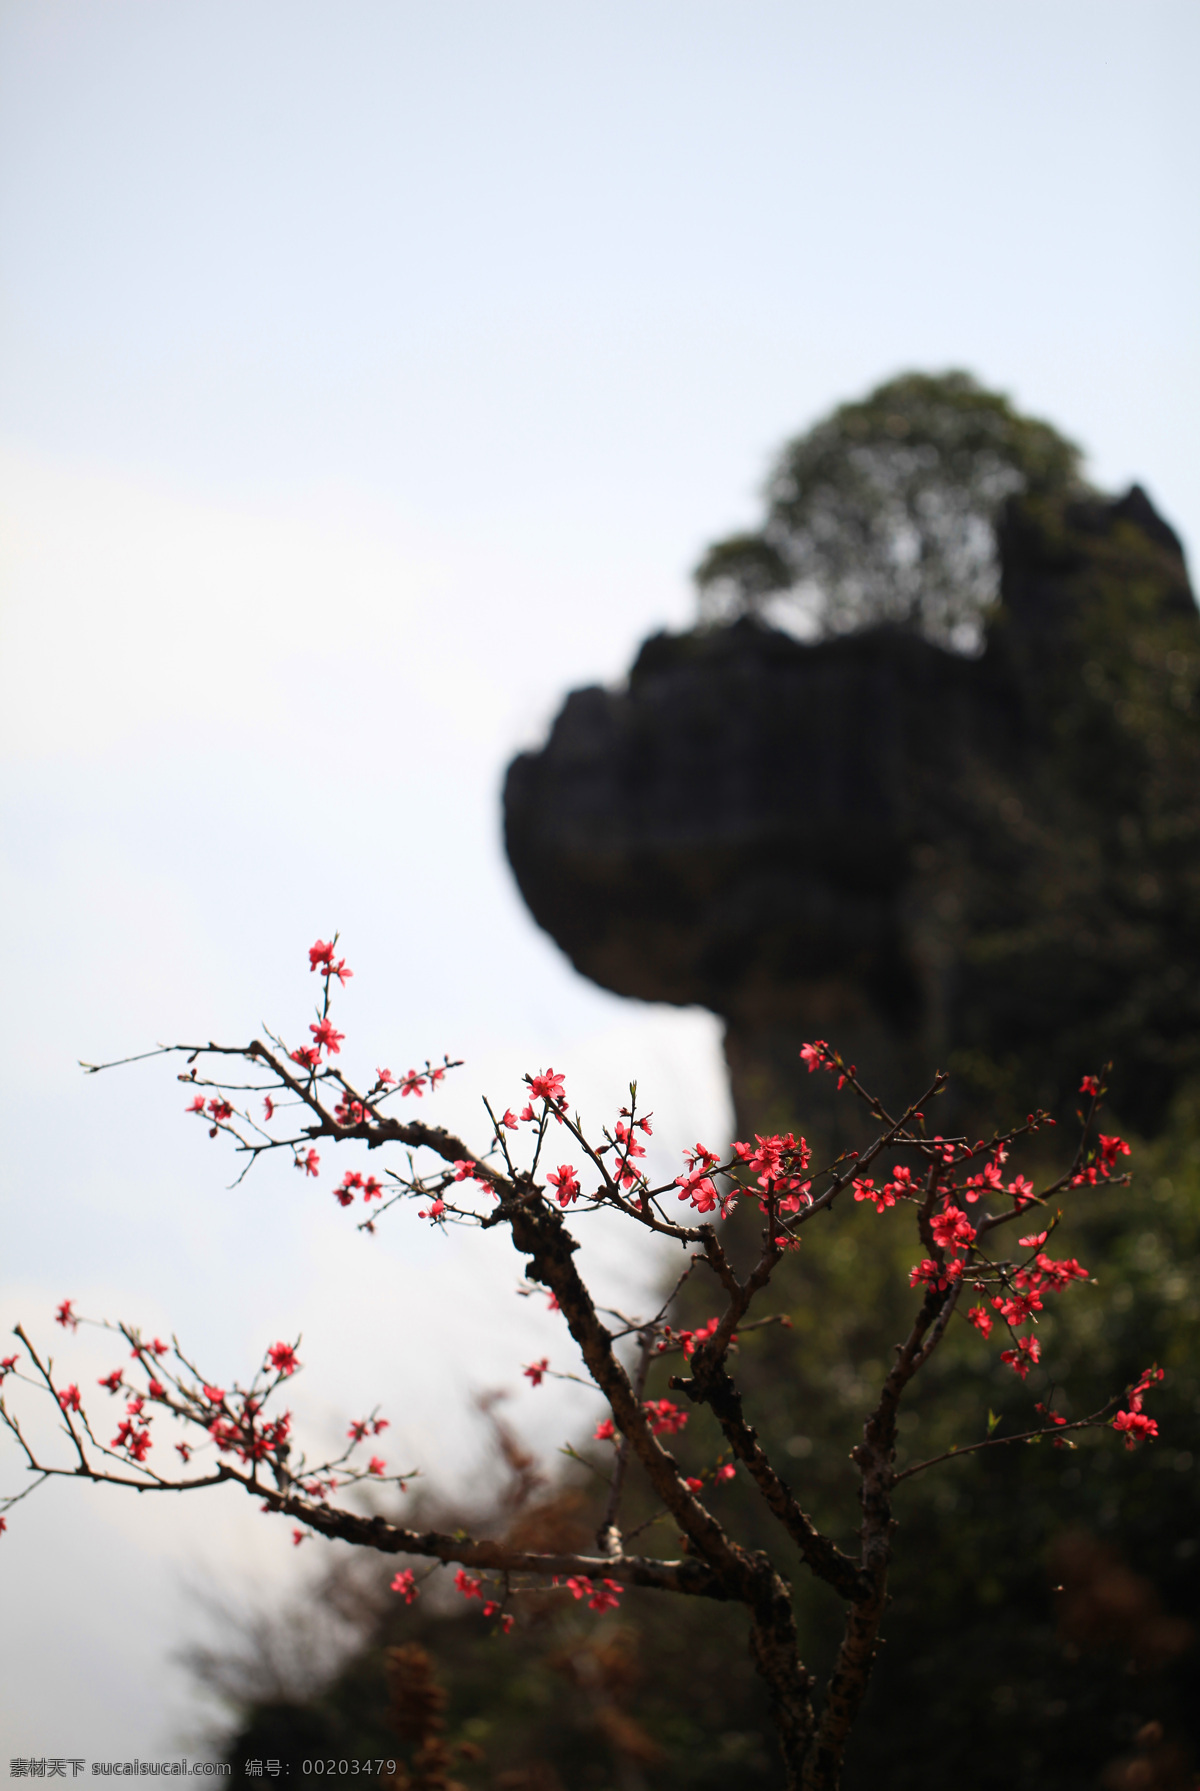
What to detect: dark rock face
<box><xmin>504</xmin><ymin>489</ymin><xmax>1199</xmax><ymax>1138</ymax></box>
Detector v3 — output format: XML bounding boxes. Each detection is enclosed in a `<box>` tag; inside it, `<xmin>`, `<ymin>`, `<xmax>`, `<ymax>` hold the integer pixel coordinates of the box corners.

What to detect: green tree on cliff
<box><xmin>695</xmin><ymin>371</ymin><xmax>1082</xmax><ymax>650</ymax></box>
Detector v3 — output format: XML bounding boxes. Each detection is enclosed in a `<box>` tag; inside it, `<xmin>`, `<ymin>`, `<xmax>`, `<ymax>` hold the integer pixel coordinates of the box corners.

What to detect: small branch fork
<box><xmin>8</xmin><ymin>957</ymin><xmax>1156</xmax><ymax>1791</ymax></box>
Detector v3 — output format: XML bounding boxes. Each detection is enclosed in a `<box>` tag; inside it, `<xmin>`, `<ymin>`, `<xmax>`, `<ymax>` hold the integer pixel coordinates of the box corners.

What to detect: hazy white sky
<box><xmin>2</xmin><ymin>0</ymin><xmax>1197</xmax><ymax>1761</ymax></box>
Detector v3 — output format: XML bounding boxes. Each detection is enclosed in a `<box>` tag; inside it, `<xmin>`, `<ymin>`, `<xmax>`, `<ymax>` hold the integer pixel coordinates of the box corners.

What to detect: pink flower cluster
<box><xmin>267</xmin><ymin>1342</ymin><xmax>300</xmax><ymax>1377</ymax></box>
<box><xmin>686</xmin><ymin>1463</ymin><xmax>737</xmax><ymax>1491</ymax></box>
<box><xmin>334</xmin><ymin>1170</ymin><xmax>383</xmax><ymax>1207</ymax></box>
<box><xmin>675</xmin><ymin>1143</ymin><xmax>723</xmax><ymax>1214</ymax></box>
<box><xmin>565</xmin><ymin>1575</ymin><xmax>623</xmax><ymax>1614</ymax></box>
<box><xmin>999</xmin><ymin>1335</ymin><xmax>1041</xmax><ymax>1379</ymax></box>
<box><xmin>906</xmin><ymin>1175</ymin><xmax>1095</xmax><ymax>1383</ymax></box>
<box><xmin>675</xmin><ymin>1317</ymin><xmax>722</xmax><ymax>1359</ymax></box>
<box><xmin>733</xmin><ymin>1133</ymin><xmax>812</xmax><ymax>1215</ymax></box>
<box><xmin>1069</xmin><ymin>1132</ymin><xmax>1132</xmax><ymax>1187</ymax></box>
<box><xmin>643</xmin><ymin>1398</ymin><xmax>688</xmax><ymax>1435</ymax></box>
<box><xmin>979</xmin><ymin>1251</ymin><xmax>1089</xmax><ymax>1348</ymax></box>
<box><xmin>401</xmin><ymin>1066</ymin><xmax>444</xmax><ymax>1097</ymax></box>
<box><xmin>800</xmin><ymin>1039</ymin><xmax>854</xmax><ymax>1089</ymax></box>
<box><xmin>454</xmin><ymin>1569</ymin><xmax>514</xmax><ymax>1629</ymax></box>
<box><xmin>347</xmin><ymin>1416</ymin><xmax>389</xmax><ymax>1443</ymax></box>
<box><xmin>930</xmin><ymin>1204</ymin><xmax>977</xmax><ymax>1252</ymax></box>
<box><xmin>187</xmin><ymin>1095</ymin><xmax>234</xmax><ymax>1139</ymax></box>
<box><xmin>1113</xmin><ymin>1366</ymin><xmax>1164</xmax><ymax>1449</ymax></box>
<box><xmin>547</xmin><ymin>1164</ymin><xmax>580</xmax><ymax>1206</ymax></box>
<box><xmin>309</xmin><ymin>940</ymin><xmax>353</xmax><ymax>984</ymax></box>
<box><xmin>612</xmin><ymin>1118</ymin><xmax>648</xmax><ymax>1190</ymax></box>
<box><xmin>591</xmin><ymin>1397</ymin><xmax>689</xmax><ymax>1441</ymax></box>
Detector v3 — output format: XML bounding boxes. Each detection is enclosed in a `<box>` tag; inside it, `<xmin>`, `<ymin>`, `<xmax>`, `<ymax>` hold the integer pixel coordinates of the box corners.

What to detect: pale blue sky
<box><xmin>2</xmin><ymin>0</ymin><xmax>1197</xmax><ymax>1760</ymax></box>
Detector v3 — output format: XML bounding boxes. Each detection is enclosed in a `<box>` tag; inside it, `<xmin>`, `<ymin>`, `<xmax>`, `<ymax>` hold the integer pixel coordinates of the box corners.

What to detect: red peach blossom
<box><xmin>528</xmin><ymin>1069</ymin><xmax>566</xmax><ymax>1104</ymax></box>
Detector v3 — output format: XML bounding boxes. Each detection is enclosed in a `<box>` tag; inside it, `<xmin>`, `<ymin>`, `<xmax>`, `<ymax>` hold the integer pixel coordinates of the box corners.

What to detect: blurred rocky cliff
<box><xmin>505</xmin><ymin>486</ymin><xmax>1198</xmax><ymax>1138</ymax></box>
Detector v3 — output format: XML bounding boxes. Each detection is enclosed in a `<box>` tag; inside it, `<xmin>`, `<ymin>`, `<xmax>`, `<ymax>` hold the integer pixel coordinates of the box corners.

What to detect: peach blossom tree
<box><xmin>1</xmin><ymin>939</ymin><xmax>1162</xmax><ymax>1791</ymax></box>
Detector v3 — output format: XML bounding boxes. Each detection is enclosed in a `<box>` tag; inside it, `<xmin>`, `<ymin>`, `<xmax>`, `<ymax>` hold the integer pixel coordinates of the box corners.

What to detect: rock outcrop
<box><xmin>505</xmin><ymin>489</ymin><xmax>1198</xmax><ymax>1138</ymax></box>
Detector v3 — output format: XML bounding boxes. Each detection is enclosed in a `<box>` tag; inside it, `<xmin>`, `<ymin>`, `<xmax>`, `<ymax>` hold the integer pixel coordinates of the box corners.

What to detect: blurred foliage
<box><xmin>202</xmin><ymin>1087</ymin><xmax>1198</xmax><ymax>1788</ymax></box>
<box><xmin>943</xmin><ymin>485</ymin><xmax>1200</xmax><ymax>1138</ymax></box>
<box><xmin>694</xmin><ymin>371</ymin><xmax>1082</xmax><ymax>649</ymax></box>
